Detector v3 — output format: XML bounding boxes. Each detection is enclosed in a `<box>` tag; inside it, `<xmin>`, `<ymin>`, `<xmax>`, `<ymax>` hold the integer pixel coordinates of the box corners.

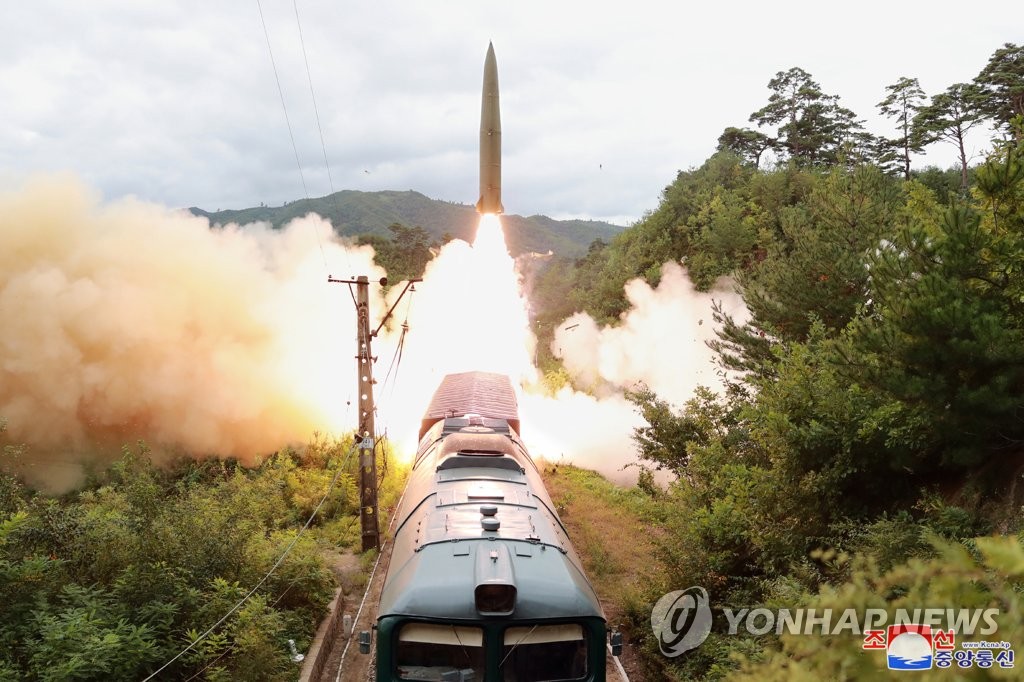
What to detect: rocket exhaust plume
<box><xmin>476</xmin><ymin>42</ymin><xmax>503</xmax><ymax>215</ymax></box>
<box><xmin>0</xmin><ymin>176</ymin><xmax>385</xmax><ymax>492</ymax></box>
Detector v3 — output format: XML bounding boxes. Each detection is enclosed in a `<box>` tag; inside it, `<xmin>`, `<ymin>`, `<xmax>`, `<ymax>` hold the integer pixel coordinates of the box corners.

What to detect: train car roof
<box><xmin>379</xmin><ymin>412</ymin><xmax>603</xmax><ymax>623</ymax></box>
<box><xmin>419</xmin><ymin>371</ymin><xmax>520</xmax><ymax>439</ymax></box>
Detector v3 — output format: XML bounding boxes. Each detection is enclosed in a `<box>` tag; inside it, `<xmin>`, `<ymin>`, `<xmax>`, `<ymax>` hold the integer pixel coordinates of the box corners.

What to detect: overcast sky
<box><xmin>2</xmin><ymin>1</ymin><xmax>1019</xmax><ymax>224</ymax></box>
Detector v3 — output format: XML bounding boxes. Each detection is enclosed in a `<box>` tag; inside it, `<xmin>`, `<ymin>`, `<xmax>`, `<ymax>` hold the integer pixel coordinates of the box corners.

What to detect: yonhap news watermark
<box><xmin>651</xmin><ymin>586</ymin><xmax>1015</xmax><ymax>670</ymax></box>
<box><xmin>719</xmin><ymin>606</ymin><xmax>1000</xmax><ymax>637</ymax></box>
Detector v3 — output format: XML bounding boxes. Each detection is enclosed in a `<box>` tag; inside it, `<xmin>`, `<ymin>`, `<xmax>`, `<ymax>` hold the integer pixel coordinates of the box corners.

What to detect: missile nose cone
<box><xmin>476</xmin><ymin>42</ymin><xmax>503</xmax><ymax>215</ymax></box>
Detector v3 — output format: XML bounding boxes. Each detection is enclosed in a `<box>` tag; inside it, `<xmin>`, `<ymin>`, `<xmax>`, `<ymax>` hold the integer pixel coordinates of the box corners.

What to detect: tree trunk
<box><xmin>902</xmin><ymin>118</ymin><xmax>912</xmax><ymax>181</ymax></box>
<box><xmin>957</xmin><ymin>129</ymin><xmax>969</xmax><ymax>190</ymax></box>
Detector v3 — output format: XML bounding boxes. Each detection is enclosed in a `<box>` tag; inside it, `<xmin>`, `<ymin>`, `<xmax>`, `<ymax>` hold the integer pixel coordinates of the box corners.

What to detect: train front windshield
<box><xmin>396</xmin><ymin>624</ymin><xmax>485</xmax><ymax>681</ymax></box>
<box><xmin>393</xmin><ymin>622</ymin><xmax>589</xmax><ymax>682</ymax></box>
<box><xmin>501</xmin><ymin>624</ymin><xmax>588</xmax><ymax>681</ymax></box>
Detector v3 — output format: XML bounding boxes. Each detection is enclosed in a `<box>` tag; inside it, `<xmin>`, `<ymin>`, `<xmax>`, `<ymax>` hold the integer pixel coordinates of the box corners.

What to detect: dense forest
<box><xmin>530</xmin><ymin>42</ymin><xmax>1024</xmax><ymax>679</ymax></box>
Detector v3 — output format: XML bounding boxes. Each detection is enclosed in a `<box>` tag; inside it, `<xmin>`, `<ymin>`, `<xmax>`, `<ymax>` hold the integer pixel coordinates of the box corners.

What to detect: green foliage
<box><xmin>528</xmin><ymin>256</ymin><xmax>582</xmax><ymax>370</ymax></box>
<box><xmin>627</xmin><ymin>386</ymin><xmax>734</xmax><ymax>478</ymax></box>
<box><xmin>625</xmin><ymin>117</ymin><xmax>1024</xmax><ymax>682</ymax></box>
<box><xmin>749</xmin><ymin>67</ymin><xmax>869</xmax><ymax>168</ymax></box>
<box><xmin>733</xmin><ymin>535</ymin><xmax>1024</xmax><ymax>680</ymax></box>
<box><xmin>973</xmin><ymin>42</ymin><xmax>1024</xmax><ymax>136</ymax></box>
<box><xmin>0</xmin><ymin>438</ymin><xmax>373</xmax><ymax>681</ymax></box>
<box><xmin>841</xmin><ymin>197</ymin><xmax>1024</xmax><ymax>467</ymax></box>
<box><xmin>741</xmin><ymin>165</ymin><xmax>902</xmax><ymax>343</ymax></box>
<box><xmin>525</xmin><ymin>45</ymin><xmax>1024</xmax><ymax>682</ymax></box>
<box><xmin>566</xmin><ymin>151</ymin><xmax>766</xmax><ymax>320</ymax></box>
<box><xmin>913</xmin><ymin>83</ymin><xmax>987</xmax><ymax>190</ymax></box>
<box><xmin>877</xmin><ymin>76</ymin><xmax>927</xmax><ymax>179</ymax></box>
<box><xmin>358</xmin><ymin>222</ymin><xmax>436</xmax><ymax>282</ymax></box>
<box><xmin>910</xmin><ymin>165</ymin><xmax>966</xmax><ymax>205</ymax></box>
<box><xmin>25</xmin><ymin>585</ymin><xmax>160</xmax><ymax>681</ymax></box>
<box><xmin>717</xmin><ymin>127</ymin><xmax>776</xmax><ymax>169</ymax></box>
<box><xmin>686</xmin><ymin>189</ymin><xmax>760</xmax><ymax>290</ymax></box>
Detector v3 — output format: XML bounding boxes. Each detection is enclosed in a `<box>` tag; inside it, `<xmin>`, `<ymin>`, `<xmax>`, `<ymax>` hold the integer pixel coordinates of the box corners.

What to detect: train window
<box><xmin>500</xmin><ymin>625</ymin><xmax>587</xmax><ymax>681</ymax></box>
<box><xmin>396</xmin><ymin>623</ymin><xmax>485</xmax><ymax>681</ymax></box>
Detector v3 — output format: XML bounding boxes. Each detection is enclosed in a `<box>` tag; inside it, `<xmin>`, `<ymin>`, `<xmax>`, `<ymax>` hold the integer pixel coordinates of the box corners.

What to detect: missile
<box><xmin>476</xmin><ymin>42</ymin><xmax>503</xmax><ymax>214</ymax></box>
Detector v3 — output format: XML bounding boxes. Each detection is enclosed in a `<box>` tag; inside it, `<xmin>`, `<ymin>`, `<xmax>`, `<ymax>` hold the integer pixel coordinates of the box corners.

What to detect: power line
<box><xmin>334</xmin><ymin>454</ymin><xmax>411</xmax><ymax>681</ymax></box>
<box><xmin>256</xmin><ymin>0</ymin><xmax>308</xmax><ymax>200</ymax></box>
<box><xmin>180</xmin><ymin>550</ymin><xmax>325</xmax><ymax>682</ymax></box>
<box><xmin>293</xmin><ymin>0</ymin><xmax>334</xmax><ymax>200</ymax></box>
<box><xmin>292</xmin><ymin>0</ymin><xmax>354</xmax><ymax>275</ymax></box>
<box><xmin>368</xmin><ymin>282</ymin><xmax>418</xmax><ymax>438</ymax></box>
<box><xmin>255</xmin><ymin>0</ymin><xmax>331</xmax><ymax>273</ymax></box>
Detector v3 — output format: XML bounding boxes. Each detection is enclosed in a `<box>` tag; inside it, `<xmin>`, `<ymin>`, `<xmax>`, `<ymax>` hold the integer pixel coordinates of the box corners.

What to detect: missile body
<box><xmin>476</xmin><ymin>42</ymin><xmax>503</xmax><ymax>214</ymax></box>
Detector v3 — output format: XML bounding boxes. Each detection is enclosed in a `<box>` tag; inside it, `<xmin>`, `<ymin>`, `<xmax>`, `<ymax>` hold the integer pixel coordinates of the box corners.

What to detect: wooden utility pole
<box><xmin>329</xmin><ymin>274</ymin><xmax>420</xmax><ymax>552</ymax></box>
<box><xmin>354</xmin><ymin>276</ymin><xmax>378</xmax><ymax>551</ymax></box>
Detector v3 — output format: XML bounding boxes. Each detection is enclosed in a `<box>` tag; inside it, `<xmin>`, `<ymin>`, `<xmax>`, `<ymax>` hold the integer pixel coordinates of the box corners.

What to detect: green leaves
<box><xmin>0</xmin><ymin>509</ymin><xmax>27</xmax><ymax>544</ymax></box>
<box><xmin>627</xmin><ymin>385</ymin><xmax>732</xmax><ymax>477</ymax></box>
<box><xmin>750</xmin><ymin>67</ymin><xmax>869</xmax><ymax>168</ymax></box>
<box><xmin>25</xmin><ymin>585</ymin><xmax>160</xmax><ymax>682</ymax></box>
<box><xmin>734</xmin><ymin>534</ymin><xmax>1024</xmax><ymax>680</ymax></box>
<box><xmin>0</xmin><ymin>442</ymin><xmax>357</xmax><ymax>680</ymax></box>
<box><xmin>717</xmin><ymin>127</ymin><xmax>776</xmax><ymax>169</ymax></box>
<box><xmin>913</xmin><ymin>83</ymin><xmax>986</xmax><ymax>189</ymax></box>
<box><xmin>976</xmin><ymin>535</ymin><xmax>1024</xmax><ymax>578</ymax></box>
<box><xmin>877</xmin><ymin>77</ymin><xmax>927</xmax><ymax>179</ymax></box>
<box><xmin>843</xmin><ymin>197</ymin><xmax>1024</xmax><ymax>467</ymax></box>
<box><xmin>534</xmin><ymin>43</ymin><xmax>1024</xmax><ymax>682</ymax></box>
<box><xmin>973</xmin><ymin>43</ymin><xmax>1024</xmax><ymax>135</ymax></box>
<box><xmin>741</xmin><ymin>165</ymin><xmax>901</xmax><ymax>344</ymax></box>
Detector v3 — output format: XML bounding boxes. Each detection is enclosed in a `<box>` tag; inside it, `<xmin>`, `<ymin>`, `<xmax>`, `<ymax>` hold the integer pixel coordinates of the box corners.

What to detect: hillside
<box><xmin>188</xmin><ymin>190</ymin><xmax>624</xmax><ymax>258</ymax></box>
<box><xmin>527</xmin><ymin>40</ymin><xmax>1024</xmax><ymax>679</ymax></box>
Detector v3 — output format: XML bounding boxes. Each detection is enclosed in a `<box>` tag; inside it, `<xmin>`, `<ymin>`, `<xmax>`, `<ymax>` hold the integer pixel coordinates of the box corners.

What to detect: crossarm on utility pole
<box><xmin>373</xmin><ymin>279</ymin><xmax>422</xmax><ymax>338</ymax></box>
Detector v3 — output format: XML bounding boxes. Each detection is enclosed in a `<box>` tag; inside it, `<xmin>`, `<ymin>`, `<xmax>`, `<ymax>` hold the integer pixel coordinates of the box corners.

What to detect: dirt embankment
<box><xmin>541</xmin><ymin>463</ymin><xmax>665</xmax><ymax>681</ymax></box>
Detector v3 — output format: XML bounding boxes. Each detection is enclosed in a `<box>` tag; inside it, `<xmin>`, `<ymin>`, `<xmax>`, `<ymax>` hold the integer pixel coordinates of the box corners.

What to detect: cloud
<box><xmin>4</xmin><ymin>0</ymin><xmax>1013</xmax><ymax>221</ymax></box>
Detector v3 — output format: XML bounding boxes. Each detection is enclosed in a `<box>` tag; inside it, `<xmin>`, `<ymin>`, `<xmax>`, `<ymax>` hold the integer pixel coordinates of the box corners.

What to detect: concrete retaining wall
<box><xmin>299</xmin><ymin>588</ymin><xmax>347</xmax><ymax>682</ymax></box>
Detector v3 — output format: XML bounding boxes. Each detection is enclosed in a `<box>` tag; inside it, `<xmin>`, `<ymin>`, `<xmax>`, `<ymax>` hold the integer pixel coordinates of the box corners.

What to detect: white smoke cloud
<box><xmin>553</xmin><ymin>261</ymin><xmax>748</xmax><ymax>409</ymax></box>
<box><xmin>0</xmin><ymin>175</ymin><xmax>384</xmax><ymax>490</ymax></box>
<box><xmin>517</xmin><ymin>389</ymin><xmax>643</xmax><ymax>484</ymax></box>
<box><xmin>521</xmin><ymin>261</ymin><xmax>749</xmax><ymax>484</ymax></box>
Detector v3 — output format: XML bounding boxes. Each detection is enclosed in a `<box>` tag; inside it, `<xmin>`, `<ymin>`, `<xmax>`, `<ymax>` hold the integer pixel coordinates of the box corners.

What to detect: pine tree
<box><xmin>913</xmin><ymin>83</ymin><xmax>986</xmax><ymax>190</ymax></box>
<box><xmin>973</xmin><ymin>42</ymin><xmax>1024</xmax><ymax>139</ymax></box>
<box><xmin>750</xmin><ymin>68</ymin><xmax>867</xmax><ymax>168</ymax></box>
<box><xmin>877</xmin><ymin>77</ymin><xmax>927</xmax><ymax>180</ymax></box>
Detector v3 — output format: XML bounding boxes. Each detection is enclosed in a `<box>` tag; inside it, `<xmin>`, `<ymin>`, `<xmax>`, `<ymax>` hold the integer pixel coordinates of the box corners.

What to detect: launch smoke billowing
<box><xmin>520</xmin><ymin>263</ymin><xmax>747</xmax><ymax>484</ymax></box>
<box><xmin>1</xmin><ymin>175</ymin><xmax>746</xmax><ymax>491</ymax></box>
<box><xmin>0</xmin><ymin>176</ymin><xmax>383</xmax><ymax>490</ymax></box>
<box><xmin>553</xmin><ymin>262</ymin><xmax>748</xmax><ymax>407</ymax></box>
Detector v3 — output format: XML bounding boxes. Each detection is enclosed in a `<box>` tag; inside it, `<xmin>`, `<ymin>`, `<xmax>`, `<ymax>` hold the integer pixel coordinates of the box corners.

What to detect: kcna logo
<box><xmin>650</xmin><ymin>586</ymin><xmax>713</xmax><ymax>657</ymax></box>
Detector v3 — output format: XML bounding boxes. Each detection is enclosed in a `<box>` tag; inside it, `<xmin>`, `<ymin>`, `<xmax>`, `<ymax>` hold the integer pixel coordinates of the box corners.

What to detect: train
<box><xmin>362</xmin><ymin>371</ymin><xmax>613</xmax><ymax>681</ymax></box>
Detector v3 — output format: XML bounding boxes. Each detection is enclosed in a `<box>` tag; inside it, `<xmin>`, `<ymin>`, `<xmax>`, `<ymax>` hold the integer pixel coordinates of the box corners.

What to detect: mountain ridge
<box><xmin>189</xmin><ymin>189</ymin><xmax>625</xmax><ymax>258</ymax></box>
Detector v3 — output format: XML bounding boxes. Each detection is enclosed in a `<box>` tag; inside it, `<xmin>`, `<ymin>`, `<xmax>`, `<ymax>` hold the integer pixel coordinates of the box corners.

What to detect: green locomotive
<box><xmin>365</xmin><ymin>372</ymin><xmax>610</xmax><ymax>681</ymax></box>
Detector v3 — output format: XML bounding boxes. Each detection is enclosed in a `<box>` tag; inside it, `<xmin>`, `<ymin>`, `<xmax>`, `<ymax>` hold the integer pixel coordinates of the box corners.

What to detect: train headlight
<box><xmin>474</xmin><ymin>544</ymin><xmax>517</xmax><ymax>615</ymax></box>
<box><xmin>474</xmin><ymin>583</ymin><xmax>517</xmax><ymax>615</ymax></box>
